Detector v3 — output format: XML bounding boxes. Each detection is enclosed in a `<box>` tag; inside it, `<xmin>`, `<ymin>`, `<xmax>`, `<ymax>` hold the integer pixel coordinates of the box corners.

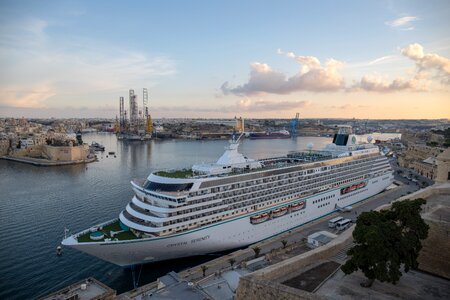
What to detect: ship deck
<box><xmin>77</xmin><ymin>219</ymin><xmax>140</xmax><ymax>243</ymax></box>
<box><xmin>154</xmin><ymin>151</ymin><xmax>335</xmax><ymax>180</ymax></box>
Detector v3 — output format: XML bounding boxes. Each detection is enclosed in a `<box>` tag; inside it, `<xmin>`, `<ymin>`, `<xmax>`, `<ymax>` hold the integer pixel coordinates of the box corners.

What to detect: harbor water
<box><xmin>0</xmin><ymin>133</ymin><xmax>330</xmax><ymax>299</ymax></box>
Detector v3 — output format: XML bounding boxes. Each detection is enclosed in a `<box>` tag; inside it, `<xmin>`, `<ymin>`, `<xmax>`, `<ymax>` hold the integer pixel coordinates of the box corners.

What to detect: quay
<box><xmin>1</xmin><ymin>155</ymin><xmax>96</xmax><ymax>166</ymax></box>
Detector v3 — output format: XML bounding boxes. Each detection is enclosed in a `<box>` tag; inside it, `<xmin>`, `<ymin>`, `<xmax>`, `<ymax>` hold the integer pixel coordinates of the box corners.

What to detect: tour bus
<box><xmin>328</xmin><ymin>216</ymin><xmax>344</xmax><ymax>228</ymax></box>
<box><xmin>336</xmin><ymin>219</ymin><xmax>352</xmax><ymax>231</ymax></box>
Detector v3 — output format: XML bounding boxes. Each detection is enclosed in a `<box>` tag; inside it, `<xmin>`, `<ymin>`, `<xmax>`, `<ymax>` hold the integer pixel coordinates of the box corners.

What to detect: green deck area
<box><xmin>155</xmin><ymin>169</ymin><xmax>193</xmax><ymax>178</ymax></box>
<box><xmin>77</xmin><ymin>220</ymin><xmax>139</xmax><ymax>243</ymax></box>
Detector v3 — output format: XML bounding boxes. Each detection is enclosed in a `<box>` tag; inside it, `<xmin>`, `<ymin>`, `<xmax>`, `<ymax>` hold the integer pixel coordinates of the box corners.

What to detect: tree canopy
<box><xmin>341</xmin><ymin>198</ymin><xmax>429</xmax><ymax>286</ymax></box>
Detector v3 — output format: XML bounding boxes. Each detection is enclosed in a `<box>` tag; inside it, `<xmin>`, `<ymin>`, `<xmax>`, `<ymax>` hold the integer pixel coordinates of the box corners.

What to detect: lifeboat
<box><xmin>272</xmin><ymin>207</ymin><xmax>288</xmax><ymax>218</ymax></box>
<box><xmin>357</xmin><ymin>182</ymin><xmax>366</xmax><ymax>188</ymax></box>
<box><xmin>250</xmin><ymin>212</ymin><xmax>269</xmax><ymax>224</ymax></box>
<box><xmin>290</xmin><ymin>201</ymin><xmax>306</xmax><ymax>211</ymax></box>
<box><xmin>349</xmin><ymin>185</ymin><xmax>357</xmax><ymax>191</ymax></box>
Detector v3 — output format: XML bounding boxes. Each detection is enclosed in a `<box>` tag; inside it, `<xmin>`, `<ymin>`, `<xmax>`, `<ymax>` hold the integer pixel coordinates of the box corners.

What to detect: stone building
<box><xmin>397</xmin><ymin>144</ymin><xmax>445</xmax><ymax>180</ymax></box>
<box><xmin>436</xmin><ymin>148</ymin><xmax>450</xmax><ymax>183</ymax></box>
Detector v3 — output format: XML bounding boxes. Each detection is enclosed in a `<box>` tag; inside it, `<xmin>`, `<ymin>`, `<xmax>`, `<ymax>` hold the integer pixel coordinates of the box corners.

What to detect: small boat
<box><xmin>272</xmin><ymin>206</ymin><xmax>288</xmax><ymax>218</ymax></box>
<box><xmin>90</xmin><ymin>142</ymin><xmax>105</xmax><ymax>151</ymax></box>
<box><xmin>250</xmin><ymin>212</ymin><xmax>270</xmax><ymax>224</ymax></box>
<box><xmin>290</xmin><ymin>201</ymin><xmax>306</xmax><ymax>211</ymax></box>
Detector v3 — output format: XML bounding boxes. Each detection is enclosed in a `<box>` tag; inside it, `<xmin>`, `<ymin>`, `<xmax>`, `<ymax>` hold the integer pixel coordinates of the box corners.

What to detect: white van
<box><xmin>336</xmin><ymin>219</ymin><xmax>352</xmax><ymax>231</ymax></box>
<box><xmin>328</xmin><ymin>216</ymin><xmax>344</xmax><ymax>228</ymax></box>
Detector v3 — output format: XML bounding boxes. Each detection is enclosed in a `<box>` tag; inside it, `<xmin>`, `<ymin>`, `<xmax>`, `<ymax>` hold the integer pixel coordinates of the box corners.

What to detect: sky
<box><xmin>0</xmin><ymin>0</ymin><xmax>449</xmax><ymax>119</ymax></box>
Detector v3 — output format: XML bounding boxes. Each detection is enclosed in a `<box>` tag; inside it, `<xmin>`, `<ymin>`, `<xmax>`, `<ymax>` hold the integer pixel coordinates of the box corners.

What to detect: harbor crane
<box><xmin>290</xmin><ymin>112</ymin><xmax>300</xmax><ymax>136</ymax></box>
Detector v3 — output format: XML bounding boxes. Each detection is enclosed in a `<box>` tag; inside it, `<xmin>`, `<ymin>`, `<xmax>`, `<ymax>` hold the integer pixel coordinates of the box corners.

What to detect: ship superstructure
<box><xmin>62</xmin><ymin>128</ymin><xmax>393</xmax><ymax>266</ymax></box>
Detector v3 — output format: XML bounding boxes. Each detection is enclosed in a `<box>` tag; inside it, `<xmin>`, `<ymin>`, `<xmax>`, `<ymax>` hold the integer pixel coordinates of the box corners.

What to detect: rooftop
<box><xmin>39</xmin><ymin>277</ymin><xmax>115</xmax><ymax>300</ymax></box>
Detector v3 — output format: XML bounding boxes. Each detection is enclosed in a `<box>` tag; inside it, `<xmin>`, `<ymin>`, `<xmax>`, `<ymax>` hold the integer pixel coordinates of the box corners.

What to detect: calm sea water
<box><xmin>0</xmin><ymin>133</ymin><xmax>330</xmax><ymax>299</ymax></box>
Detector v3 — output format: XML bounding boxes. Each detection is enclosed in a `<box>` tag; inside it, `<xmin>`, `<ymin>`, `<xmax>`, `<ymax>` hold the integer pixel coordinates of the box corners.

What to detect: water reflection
<box><xmin>0</xmin><ymin>133</ymin><xmax>331</xmax><ymax>299</ymax></box>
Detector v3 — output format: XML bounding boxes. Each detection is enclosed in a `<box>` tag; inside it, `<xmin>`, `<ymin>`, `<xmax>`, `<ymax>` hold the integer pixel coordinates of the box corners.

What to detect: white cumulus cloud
<box><xmin>221</xmin><ymin>53</ymin><xmax>344</xmax><ymax>96</ymax></box>
<box><xmin>401</xmin><ymin>43</ymin><xmax>450</xmax><ymax>84</ymax></box>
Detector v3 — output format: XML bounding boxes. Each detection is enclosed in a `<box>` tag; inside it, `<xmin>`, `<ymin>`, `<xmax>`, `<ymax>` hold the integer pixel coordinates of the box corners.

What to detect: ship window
<box><xmin>144</xmin><ymin>181</ymin><xmax>193</xmax><ymax>192</ymax></box>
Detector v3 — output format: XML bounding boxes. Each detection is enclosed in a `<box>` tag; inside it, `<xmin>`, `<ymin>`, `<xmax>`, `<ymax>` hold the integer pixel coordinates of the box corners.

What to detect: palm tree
<box><xmin>281</xmin><ymin>240</ymin><xmax>288</xmax><ymax>249</ymax></box>
<box><xmin>252</xmin><ymin>246</ymin><xmax>261</xmax><ymax>258</ymax></box>
<box><xmin>228</xmin><ymin>258</ymin><xmax>236</xmax><ymax>267</ymax></box>
<box><xmin>200</xmin><ymin>265</ymin><xmax>209</xmax><ymax>277</ymax></box>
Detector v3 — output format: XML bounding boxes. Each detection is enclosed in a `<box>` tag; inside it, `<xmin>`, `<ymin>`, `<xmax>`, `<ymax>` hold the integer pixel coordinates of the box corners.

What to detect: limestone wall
<box><xmin>237</xmin><ymin>276</ymin><xmax>325</xmax><ymax>300</ymax></box>
<box><xmin>418</xmin><ymin>220</ymin><xmax>450</xmax><ymax>279</ymax></box>
<box><xmin>42</xmin><ymin>144</ymin><xmax>89</xmax><ymax>161</ymax></box>
<box><xmin>252</xmin><ymin>227</ymin><xmax>353</xmax><ymax>281</ymax></box>
<box><xmin>236</xmin><ymin>227</ymin><xmax>354</xmax><ymax>300</ymax></box>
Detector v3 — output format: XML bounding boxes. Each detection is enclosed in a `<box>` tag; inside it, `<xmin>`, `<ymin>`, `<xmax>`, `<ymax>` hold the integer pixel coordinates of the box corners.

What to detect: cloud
<box><xmin>385</xmin><ymin>16</ymin><xmax>419</xmax><ymax>29</ymax></box>
<box><xmin>0</xmin><ymin>17</ymin><xmax>176</xmax><ymax>109</ymax></box>
<box><xmin>368</xmin><ymin>55</ymin><xmax>396</xmax><ymax>65</ymax></box>
<box><xmin>0</xmin><ymin>85</ymin><xmax>56</xmax><ymax>108</ymax></box>
<box><xmin>330</xmin><ymin>104</ymin><xmax>369</xmax><ymax>110</ymax></box>
<box><xmin>221</xmin><ymin>53</ymin><xmax>345</xmax><ymax>96</ymax></box>
<box><xmin>154</xmin><ymin>99</ymin><xmax>311</xmax><ymax>113</ymax></box>
<box><xmin>401</xmin><ymin>43</ymin><xmax>450</xmax><ymax>84</ymax></box>
<box><xmin>348</xmin><ymin>74</ymin><xmax>425</xmax><ymax>93</ymax></box>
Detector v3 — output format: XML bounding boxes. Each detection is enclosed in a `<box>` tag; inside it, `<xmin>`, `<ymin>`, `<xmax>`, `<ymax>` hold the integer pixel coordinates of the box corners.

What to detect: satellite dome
<box><xmin>367</xmin><ymin>136</ymin><xmax>373</xmax><ymax>143</ymax></box>
<box><xmin>307</xmin><ymin>142</ymin><xmax>314</xmax><ymax>150</ymax></box>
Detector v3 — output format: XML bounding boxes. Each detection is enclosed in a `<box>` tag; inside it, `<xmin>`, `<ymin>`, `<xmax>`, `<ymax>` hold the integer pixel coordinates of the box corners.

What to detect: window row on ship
<box><xmin>143</xmin><ymin>156</ymin><xmax>381</xmax><ymax>208</ymax></box>
<box><xmin>125</xmin><ymin>171</ymin><xmax>390</xmax><ymax>236</ymax></box>
<box><xmin>139</xmin><ymin>160</ymin><xmax>384</xmax><ymax>218</ymax></box>
<box><xmin>137</xmin><ymin>155</ymin><xmax>386</xmax><ymax>213</ymax></box>
<box><xmin>130</xmin><ymin>167</ymin><xmax>373</xmax><ymax>226</ymax></box>
<box><xmin>137</xmin><ymin>164</ymin><xmax>372</xmax><ymax>218</ymax></box>
<box><xmin>126</xmin><ymin>161</ymin><xmax>390</xmax><ymax>234</ymax></box>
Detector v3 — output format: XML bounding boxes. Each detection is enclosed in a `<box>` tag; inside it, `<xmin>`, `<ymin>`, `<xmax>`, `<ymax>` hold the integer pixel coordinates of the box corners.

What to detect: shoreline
<box><xmin>1</xmin><ymin>155</ymin><xmax>97</xmax><ymax>166</ymax></box>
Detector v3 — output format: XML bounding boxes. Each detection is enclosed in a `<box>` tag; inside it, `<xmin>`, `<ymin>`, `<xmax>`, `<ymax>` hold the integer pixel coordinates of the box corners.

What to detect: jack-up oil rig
<box><xmin>116</xmin><ymin>89</ymin><xmax>153</xmax><ymax>141</ymax></box>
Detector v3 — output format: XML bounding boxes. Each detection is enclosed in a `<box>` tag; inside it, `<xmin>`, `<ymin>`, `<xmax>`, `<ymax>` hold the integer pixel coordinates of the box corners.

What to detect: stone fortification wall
<box><xmin>42</xmin><ymin>144</ymin><xmax>89</xmax><ymax>161</ymax></box>
<box><xmin>418</xmin><ymin>219</ymin><xmax>450</xmax><ymax>279</ymax></box>
<box><xmin>236</xmin><ymin>228</ymin><xmax>354</xmax><ymax>300</ymax></box>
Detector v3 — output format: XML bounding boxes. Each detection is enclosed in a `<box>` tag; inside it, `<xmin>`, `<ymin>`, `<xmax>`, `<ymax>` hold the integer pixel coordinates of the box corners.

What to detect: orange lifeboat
<box><xmin>250</xmin><ymin>212</ymin><xmax>270</xmax><ymax>224</ymax></box>
<box><xmin>272</xmin><ymin>206</ymin><xmax>288</xmax><ymax>218</ymax></box>
<box><xmin>291</xmin><ymin>201</ymin><xmax>306</xmax><ymax>211</ymax></box>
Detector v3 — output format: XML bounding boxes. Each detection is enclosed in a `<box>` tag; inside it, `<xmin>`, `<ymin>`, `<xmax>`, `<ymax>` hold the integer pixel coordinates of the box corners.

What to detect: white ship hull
<box><xmin>63</xmin><ymin>173</ymin><xmax>393</xmax><ymax>266</ymax></box>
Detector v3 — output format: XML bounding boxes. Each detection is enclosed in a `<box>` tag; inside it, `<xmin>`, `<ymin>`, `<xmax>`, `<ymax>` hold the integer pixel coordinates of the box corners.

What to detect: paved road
<box><xmin>180</xmin><ymin>160</ymin><xmax>420</xmax><ymax>283</ymax></box>
<box><xmin>389</xmin><ymin>157</ymin><xmax>434</xmax><ymax>187</ymax></box>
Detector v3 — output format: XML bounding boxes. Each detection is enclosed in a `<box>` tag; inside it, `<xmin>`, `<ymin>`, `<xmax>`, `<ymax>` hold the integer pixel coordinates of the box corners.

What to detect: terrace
<box><xmin>154</xmin><ymin>169</ymin><xmax>194</xmax><ymax>179</ymax></box>
<box><xmin>153</xmin><ymin>151</ymin><xmax>335</xmax><ymax>180</ymax></box>
<box><xmin>77</xmin><ymin>219</ymin><xmax>140</xmax><ymax>243</ymax></box>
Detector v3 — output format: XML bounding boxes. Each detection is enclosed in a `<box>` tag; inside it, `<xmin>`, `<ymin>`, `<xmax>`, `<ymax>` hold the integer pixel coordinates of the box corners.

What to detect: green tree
<box><xmin>200</xmin><ymin>265</ymin><xmax>209</xmax><ymax>277</ymax></box>
<box><xmin>281</xmin><ymin>240</ymin><xmax>288</xmax><ymax>249</ymax></box>
<box><xmin>341</xmin><ymin>199</ymin><xmax>429</xmax><ymax>287</ymax></box>
<box><xmin>252</xmin><ymin>246</ymin><xmax>261</xmax><ymax>258</ymax></box>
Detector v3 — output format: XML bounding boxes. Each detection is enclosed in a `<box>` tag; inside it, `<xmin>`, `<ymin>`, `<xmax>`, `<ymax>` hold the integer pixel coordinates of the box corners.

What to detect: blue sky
<box><xmin>0</xmin><ymin>0</ymin><xmax>449</xmax><ymax>118</ymax></box>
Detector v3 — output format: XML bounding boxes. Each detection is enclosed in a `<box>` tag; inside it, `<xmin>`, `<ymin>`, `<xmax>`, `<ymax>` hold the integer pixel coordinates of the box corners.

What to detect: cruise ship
<box><xmin>62</xmin><ymin>129</ymin><xmax>394</xmax><ymax>266</ymax></box>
